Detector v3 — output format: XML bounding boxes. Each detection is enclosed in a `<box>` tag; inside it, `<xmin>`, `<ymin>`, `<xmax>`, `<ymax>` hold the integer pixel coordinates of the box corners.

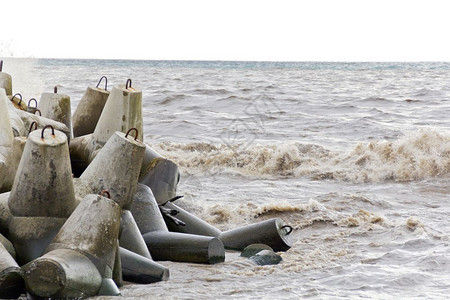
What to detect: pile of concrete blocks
<box><xmin>0</xmin><ymin>61</ymin><xmax>293</xmax><ymax>299</ymax></box>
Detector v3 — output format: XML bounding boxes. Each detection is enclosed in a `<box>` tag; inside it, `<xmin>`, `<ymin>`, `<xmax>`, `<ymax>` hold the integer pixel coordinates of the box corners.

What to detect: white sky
<box><xmin>2</xmin><ymin>0</ymin><xmax>450</xmax><ymax>61</ymax></box>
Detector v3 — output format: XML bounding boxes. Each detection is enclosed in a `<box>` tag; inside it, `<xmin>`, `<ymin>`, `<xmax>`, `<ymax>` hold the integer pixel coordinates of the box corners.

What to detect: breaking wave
<box><xmin>153</xmin><ymin>129</ymin><xmax>450</xmax><ymax>183</ymax></box>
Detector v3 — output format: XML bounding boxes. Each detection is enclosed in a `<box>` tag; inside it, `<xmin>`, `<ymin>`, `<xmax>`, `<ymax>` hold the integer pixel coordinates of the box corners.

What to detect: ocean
<box><xmin>3</xmin><ymin>58</ymin><xmax>450</xmax><ymax>299</ymax></box>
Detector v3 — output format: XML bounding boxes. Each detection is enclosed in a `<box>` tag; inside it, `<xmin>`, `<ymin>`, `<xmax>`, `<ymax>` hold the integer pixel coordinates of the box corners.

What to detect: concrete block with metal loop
<box><xmin>93</xmin><ymin>79</ymin><xmax>143</xmax><ymax>143</ymax></box>
<box><xmin>38</xmin><ymin>86</ymin><xmax>72</xmax><ymax>137</ymax></box>
<box><xmin>7</xmin><ymin>125</ymin><xmax>78</xmax><ymax>264</ymax></box>
<box><xmin>23</xmin><ymin>192</ymin><xmax>122</xmax><ymax>298</ymax></box>
<box><xmin>77</xmin><ymin>128</ymin><xmax>145</xmax><ymax>210</ymax></box>
<box><xmin>72</xmin><ymin>76</ymin><xmax>110</xmax><ymax>138</ymax></box>
<box><xmin>130</xmin><ymin>184</ymin><xmax>225</xmax><ymax>264</ymax></box>
<box><xmin>9</xmin><ymin>93</ymin><xmax>27</xmax><ymax>110</ymax></box>
<box><xmin>0</xmin><ymin>90</ymin><xmax>32</xmax><ymax>193</ymax></box>
<box><xmin>4</xmin><ymin>94</ymin><xmax>71</xmax><ymax>141</ymax></box>
<box><xmin>69</xmin><ymin>79</ymin><xmax>144</xmax><ymax>176</ymax></box>
<box><xmin>26</xmin><ymin>98</ymin><xmax>38</xmax><ymax>114</ymax></box>
<box><xmin>161</xmin><ymin>201</ymin><xmax>293</xmax><ymax>252</ymax></box>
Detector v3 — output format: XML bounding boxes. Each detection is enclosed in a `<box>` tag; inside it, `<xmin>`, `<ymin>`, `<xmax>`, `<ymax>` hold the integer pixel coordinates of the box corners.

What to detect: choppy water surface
<box><xmin>4</xmin><ymin>58</ymin><xmax>450</xmax><ymax>299</ymax></box>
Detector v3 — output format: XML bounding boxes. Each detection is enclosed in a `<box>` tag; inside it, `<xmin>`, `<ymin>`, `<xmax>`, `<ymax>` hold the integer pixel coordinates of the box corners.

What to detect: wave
<box><xmin>152</xmin><ymin>129</ymin><xmax>450</xmax><ymax>183</ymax></box>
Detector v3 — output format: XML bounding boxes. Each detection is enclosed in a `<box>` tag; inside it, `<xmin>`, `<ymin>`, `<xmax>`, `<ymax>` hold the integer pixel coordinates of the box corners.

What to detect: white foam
<box><xmin>152</xmin><ymin>128</ymin><xmax>450</xmax><ymax>183</ymax></box>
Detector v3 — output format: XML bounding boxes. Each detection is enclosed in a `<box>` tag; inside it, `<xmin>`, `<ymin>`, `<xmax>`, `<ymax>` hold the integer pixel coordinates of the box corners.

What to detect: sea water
<box><xmin>3</xmin><ymin>58</ymin><xmax>450</xmax><ymax>299</ymax></box>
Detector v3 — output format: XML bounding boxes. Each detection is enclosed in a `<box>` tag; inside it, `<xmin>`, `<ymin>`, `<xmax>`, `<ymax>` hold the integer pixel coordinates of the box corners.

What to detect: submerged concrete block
<box><xmin>240</xmin><ymin>244</ymin><xmax>274</xmax><ymax>258</ymax></box>
<box><xmin>248</xmin><ymin>249</ymin><xmax>282</xmax><ymax>266</ymax></box>
<box><xmin>219</xmin><ymin>218</ymin><xmax>293</xmax><ymax>252</ymax></box>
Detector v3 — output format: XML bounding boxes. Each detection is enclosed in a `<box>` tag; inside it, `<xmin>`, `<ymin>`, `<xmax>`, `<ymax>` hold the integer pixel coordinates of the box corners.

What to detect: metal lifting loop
<box><xmin>99</xmin><ymin>190</ymin><xmax>111</xmax><ymax>199</ymax></box>
<box><xmin>41</xmin><ymin>125</ymin><xmax>55</xmax><ymax>138</ymax></box>
<box><xmin>54</xmin><ymin>86</ymin><xmax>58</xmax><ymax>94</ymax></box>
<box><xmin>34</xmin><ymin>109</ymin><xmax>42</xmax><ymax>116</ymax></box>
<box><xmin>125</xmin><ymin>79</ymin><xmax>132</xmax><ymax>89</ymax></box>
<box><xmin>28</xmin><ymin>122</ymin><xmax>38</xmax><ymax>136</ymax></box>
<box><xmin>125</xmin><ymin>128</ymin><xmax>138</xmax><ymax>141</ymax></box>
<box><xmin>28</xmin><ymin>98</ymin><xmax>38</xmax><ymax>108</ymax></box>
<box><xmin>11</xmin><ymin>93</ymin><xmax>23</xmax><ymax>106</ymax></box>
<box><xmin>281</xmin><ymin>225</ymin><xmax>293</xmax><ymax>235</ymax></box>
<box><xmin>96</xmin><ymin>76</ymin><xmax>108</xmax><ymax>91</ymax></box>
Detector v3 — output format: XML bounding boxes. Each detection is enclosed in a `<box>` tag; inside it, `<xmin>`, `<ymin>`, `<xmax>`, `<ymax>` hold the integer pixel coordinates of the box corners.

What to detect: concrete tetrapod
<box><xmin>69</xmin><ymin>80</ymin><xmax>146</xmax><ymax>176</ymax></box>
<box><xmin>38</xmin><ymin>87</ymin><xmax>72</xmax><ymax>137</ymax></box>
<box><xmin>72</xmin><ymin>76</ymin><xmax>110</xmax><ymax>138</ymax></box>
<box><xmin>7</xmin><ymin>126</ymin><xmax>78</xmax><ymax>264</ymax></box>
<box><xmin>120</xmin><ymin>247</ymin><xmax>169</xmax><ymax>284</ymax></box>
<box><xmin>143</xmin><ymin>231</ymin><xmax>225</xmax><ymax>264</ymax></box>
<box><xmin>74</xmin><ymin>131</ymin><xmax>171</xmax><ymax>283</ymax></box>
<box><xmin>0</xmin><ymin>60</ymin><xmax>12</xmax><ymax>96</ymax></box>
<box><xmin>93</xmin><ymin>80</ymin><xmax>143</xmax><ymax>143</ymax></box>
<box><xmin>23</xmin><ymin>193</ymin><xmax>122</xmax><ymax>298</ymax></box>
<box><xmin>162</xmin><ymin>202</ymin><xmax>222</xmax><ymax>237</ymax></box>
<box><xmin>130</xmin><ymin>184</ymin><xmax>169</xmax><ymax>234</ymax></box>
<box><xmin>0</xmin><ymin>239</ymin><xmax>24</xmax><ymax>299</ymax></box>
<box><xmin>130</xmin><ymin>184</ymin><xmax>225</xmax><ymax>264</ymax></box>
<box><xmin>162</xmin><ymin>202</ymin><xmax>293</xmax><ymax>252</ymax></box>
<box><xmin>219</xmin><ymin>218</ymin><xmax>293</xmax><ymax>252</ymax></box>
<box><xmin>9</xmin><ymin>93</ymin><xmax>27</xmax><ymax>111</ymax></box>
<box><xmin>5</xmin><ymin>97</ymin><xmax>71</xmax><ymax>140</ymax></box>
<box><xmin>120</xmin><ymin>210</ymin><xmax>152</xmax><ymax>259</ymax></box>
<box><xmin>78</xmin><ymin>130</ymin><xmax>145</xmax><ymax>210</ymax></box>
<box><xmin>139</xmin><ymin>155</ymin><xmax>181</xmax><ymax>205</ymax></box>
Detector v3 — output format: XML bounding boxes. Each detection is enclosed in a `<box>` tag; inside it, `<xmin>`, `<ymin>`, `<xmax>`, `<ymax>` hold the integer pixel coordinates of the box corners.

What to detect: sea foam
<box><xmin>153</xmin><ymin>128</ymin><xmax>450</xmax><ymax>183</ymax></box>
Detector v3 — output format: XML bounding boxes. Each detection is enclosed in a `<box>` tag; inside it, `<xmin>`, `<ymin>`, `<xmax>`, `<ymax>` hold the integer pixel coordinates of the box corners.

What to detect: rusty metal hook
<box><xmin>99</xmin><ymin>190</ymin><xmax>111</xmax><ymax>199</ymax></box>
<box><xmin>41</xmin><ymin>125</ymin><xmax>55</xmax><ymax>138</ymax></box>
<box><xmin>28</xmin><ymin>122</ymin><xmax>38</xmax><ymax>136</ymax></box>
<box><xmin>54</xmin><ymin>86</ymin><xmax>58</xmax><ymax>94</ymax></box>
<box><xmin>11</xmin><ymin>93</ymin><xmax>23</xmax><ymax>106</ymax></box>
<box><xmin>34</xmin><ymin>109</ymin><xmax>42</xmax><ymax>116</ymax></box>
<box><xmin>281</xmin><ymin>225</ymin><xmax>293</xmax><ymax>235</ymax></box>
<box><xmin>125</xmin><ymin>79</ymin><xmax>132</xmax><ymax>89</ymax></box>
<box><xmin>28</xmin><ymin>98</ymin><xmax>38</xmax><ymax>108</ymax></box>
<box><xmin>96</xmin><ymin>76</ymin><xmax>108</xmax><ymax>91</ymax></box>
<box><xmin>125</xmin><ymin>128</ymin><xmax>138</xmax><ymax>141</ymax></box>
